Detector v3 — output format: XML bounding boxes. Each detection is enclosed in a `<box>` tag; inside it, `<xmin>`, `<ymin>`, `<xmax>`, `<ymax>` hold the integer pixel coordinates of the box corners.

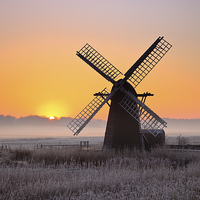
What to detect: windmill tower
<box><xmin>67</xmin><ymin>36</ymin><xmax>172</xmax><ymax>149</ymax></box>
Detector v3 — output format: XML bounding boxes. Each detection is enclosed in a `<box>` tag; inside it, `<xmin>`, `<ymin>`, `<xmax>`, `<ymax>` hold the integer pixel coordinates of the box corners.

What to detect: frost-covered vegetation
<box><xmin>0</xmin><ymin>147</ymin><xmax>200</xmax><ymax>199</ymax></box>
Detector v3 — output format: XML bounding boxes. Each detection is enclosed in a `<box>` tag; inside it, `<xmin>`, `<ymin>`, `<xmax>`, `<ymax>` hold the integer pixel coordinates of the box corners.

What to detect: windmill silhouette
<box><xmin>67</xmin><ymin>36</ymin><xmax>172</xmax><ymax>149</ymax></box>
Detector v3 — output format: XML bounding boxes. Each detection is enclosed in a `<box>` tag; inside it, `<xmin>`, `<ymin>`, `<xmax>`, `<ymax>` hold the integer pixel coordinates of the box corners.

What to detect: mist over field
<box><xmin>0</xmin><ymin>115</ymin><xmax>106</xmax><ymax>138</ymax></box>
<box><xmin>0</xmin><ymin>115</ymin><xmax>199</xmax><ymax>139</ymax></box>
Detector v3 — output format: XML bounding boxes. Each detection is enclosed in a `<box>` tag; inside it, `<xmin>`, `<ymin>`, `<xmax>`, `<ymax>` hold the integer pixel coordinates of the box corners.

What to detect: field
<box><xmin>0</xmin><ymin>136</ymin><xmax>200</xmax><ymax>199</ymax></box>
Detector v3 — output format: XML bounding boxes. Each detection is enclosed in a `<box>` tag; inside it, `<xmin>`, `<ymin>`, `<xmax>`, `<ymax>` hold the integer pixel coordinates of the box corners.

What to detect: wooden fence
<box><xmin>35</xmin><ymin>141</ymin><xmax>89</xmax><ymax>150</ymax></box>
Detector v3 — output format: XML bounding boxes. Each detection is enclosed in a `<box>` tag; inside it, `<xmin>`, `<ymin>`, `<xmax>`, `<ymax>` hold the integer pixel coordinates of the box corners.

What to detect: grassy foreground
<box><xmin>0</xmin><ymin>147</ymin><xmax>200</xmax><ymax>200</ymax></box>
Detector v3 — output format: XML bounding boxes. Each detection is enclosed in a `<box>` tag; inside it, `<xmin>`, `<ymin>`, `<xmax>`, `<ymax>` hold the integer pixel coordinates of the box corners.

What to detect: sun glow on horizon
<box><xmin>36</xmin><ymin>100</ymin><xmax>69</xmax><ymax>119</ymax></box>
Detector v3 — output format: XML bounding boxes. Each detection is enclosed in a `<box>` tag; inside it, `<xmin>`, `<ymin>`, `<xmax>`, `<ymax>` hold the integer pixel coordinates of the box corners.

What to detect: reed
<box><xmin>0</xmin><ymin>147</ymin><xmax>200</xmax><ymax>199</ymax></box>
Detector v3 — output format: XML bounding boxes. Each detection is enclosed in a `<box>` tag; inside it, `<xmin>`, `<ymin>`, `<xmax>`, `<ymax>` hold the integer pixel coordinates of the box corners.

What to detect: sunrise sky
<box><xmin>0</xmin><ymin>0</ymin><xmax>200</xmax><ymax>120</ymax></box>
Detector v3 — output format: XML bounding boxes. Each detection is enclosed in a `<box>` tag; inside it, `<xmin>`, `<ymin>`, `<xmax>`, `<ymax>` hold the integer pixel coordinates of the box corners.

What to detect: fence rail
<box><xmin>35</xmin><ymin>141</ymin><xmax>89</xmax><ymax>150</ymax></box>
<box><xmin>166</xmin><ymin>145</ymin><xmax>200</xmax><ymax>150</ymax></box>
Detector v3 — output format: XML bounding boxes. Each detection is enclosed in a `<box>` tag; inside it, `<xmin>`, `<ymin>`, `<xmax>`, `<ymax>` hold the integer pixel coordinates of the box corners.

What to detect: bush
<box><xmin>176</xmin><ymin>134</ymin><xmax>189</xmax><ymax>145</ymax></box>
<box><xmin>9</xmin><ymin>148</ymin><xmax>32</xmax><ymax>161</ymax></box>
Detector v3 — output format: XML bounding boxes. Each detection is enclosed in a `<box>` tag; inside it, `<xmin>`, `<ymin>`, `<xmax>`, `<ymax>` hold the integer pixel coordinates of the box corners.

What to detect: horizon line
<box><xmin>0</xmin><ymin>114</ymin><xmax>200</xmax><ymax>121</ymax></box>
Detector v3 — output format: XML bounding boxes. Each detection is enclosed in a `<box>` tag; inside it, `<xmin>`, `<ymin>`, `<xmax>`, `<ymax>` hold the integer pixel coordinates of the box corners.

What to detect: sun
<box><xmin>37</xmin><ymin>100</ymin><xmax>70</xmax><ymax>119</ymax></box>
<box><xmin>49</xmin><ymin>116</ymin><xmax>55</xmax><ymax>120</ymax></box>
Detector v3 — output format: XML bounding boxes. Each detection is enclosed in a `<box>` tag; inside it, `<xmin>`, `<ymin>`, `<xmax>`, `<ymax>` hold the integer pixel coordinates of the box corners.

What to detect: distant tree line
<box><xmin>0</xmin><ymin>115</ymin><xmax>106</xmax><ymax>127</ymax></box>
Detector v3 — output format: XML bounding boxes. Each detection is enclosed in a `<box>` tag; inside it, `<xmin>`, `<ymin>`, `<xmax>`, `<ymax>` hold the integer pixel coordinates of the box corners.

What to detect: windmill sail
<box><xmin>76</xmin><ymin>43</ymin><xmax>123</xmax><ymax>84</ymax></box>
<box><xmin>67</xmin><ymin>88</ymin><xmax>110</xmax><ymax>136</ymax></box>
<box><xmin>119</xmin><ymin>88</ymin><xmax>167</xmax><ymax>137</ymax></box>
<box><xmin>126</xmin><ymin>37</ymin><xmax>172</xmax><ymax>88</ymax></box>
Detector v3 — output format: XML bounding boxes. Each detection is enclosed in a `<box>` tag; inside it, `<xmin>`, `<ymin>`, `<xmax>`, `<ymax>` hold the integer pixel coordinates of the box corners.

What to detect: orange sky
<box><xmin>0</xmin><ymin>1</ymin><xmax>200</xmax><ymax>120</ymax></box>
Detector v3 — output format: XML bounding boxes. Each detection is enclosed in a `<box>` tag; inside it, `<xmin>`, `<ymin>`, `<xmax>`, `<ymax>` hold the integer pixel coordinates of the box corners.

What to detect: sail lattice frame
<box><xmin>119</xmin><ymin>90</ymin><xmax>167</xmax><ymax>136</ymax></box>
<box><xmin>67</xmin><ymin>88</ymin><xmax>110</xmax><ymax>135</ymax></box>
<box><xmin>128</xmin><ymin>38</ymin><xmax>172</xmax><ymax>88</ymax></box>
<box><xmin>77</xmin><ymin>43</ymin><xmax>123</xmax><ymax>83</ymax></box>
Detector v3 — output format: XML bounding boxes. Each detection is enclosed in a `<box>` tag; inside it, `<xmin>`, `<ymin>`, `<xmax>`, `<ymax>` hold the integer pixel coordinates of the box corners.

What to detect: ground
<box><xmin>0</xmin><ymin>136</ymin><xmax>200</xmax><ymax>199</ymax></box>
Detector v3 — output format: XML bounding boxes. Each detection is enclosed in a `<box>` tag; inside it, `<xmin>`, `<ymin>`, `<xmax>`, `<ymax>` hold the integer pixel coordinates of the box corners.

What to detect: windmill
<box><xmin>67</xmin><ymin>36</ymin><xmax>172</xmax><ymax>149</ymax></box>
